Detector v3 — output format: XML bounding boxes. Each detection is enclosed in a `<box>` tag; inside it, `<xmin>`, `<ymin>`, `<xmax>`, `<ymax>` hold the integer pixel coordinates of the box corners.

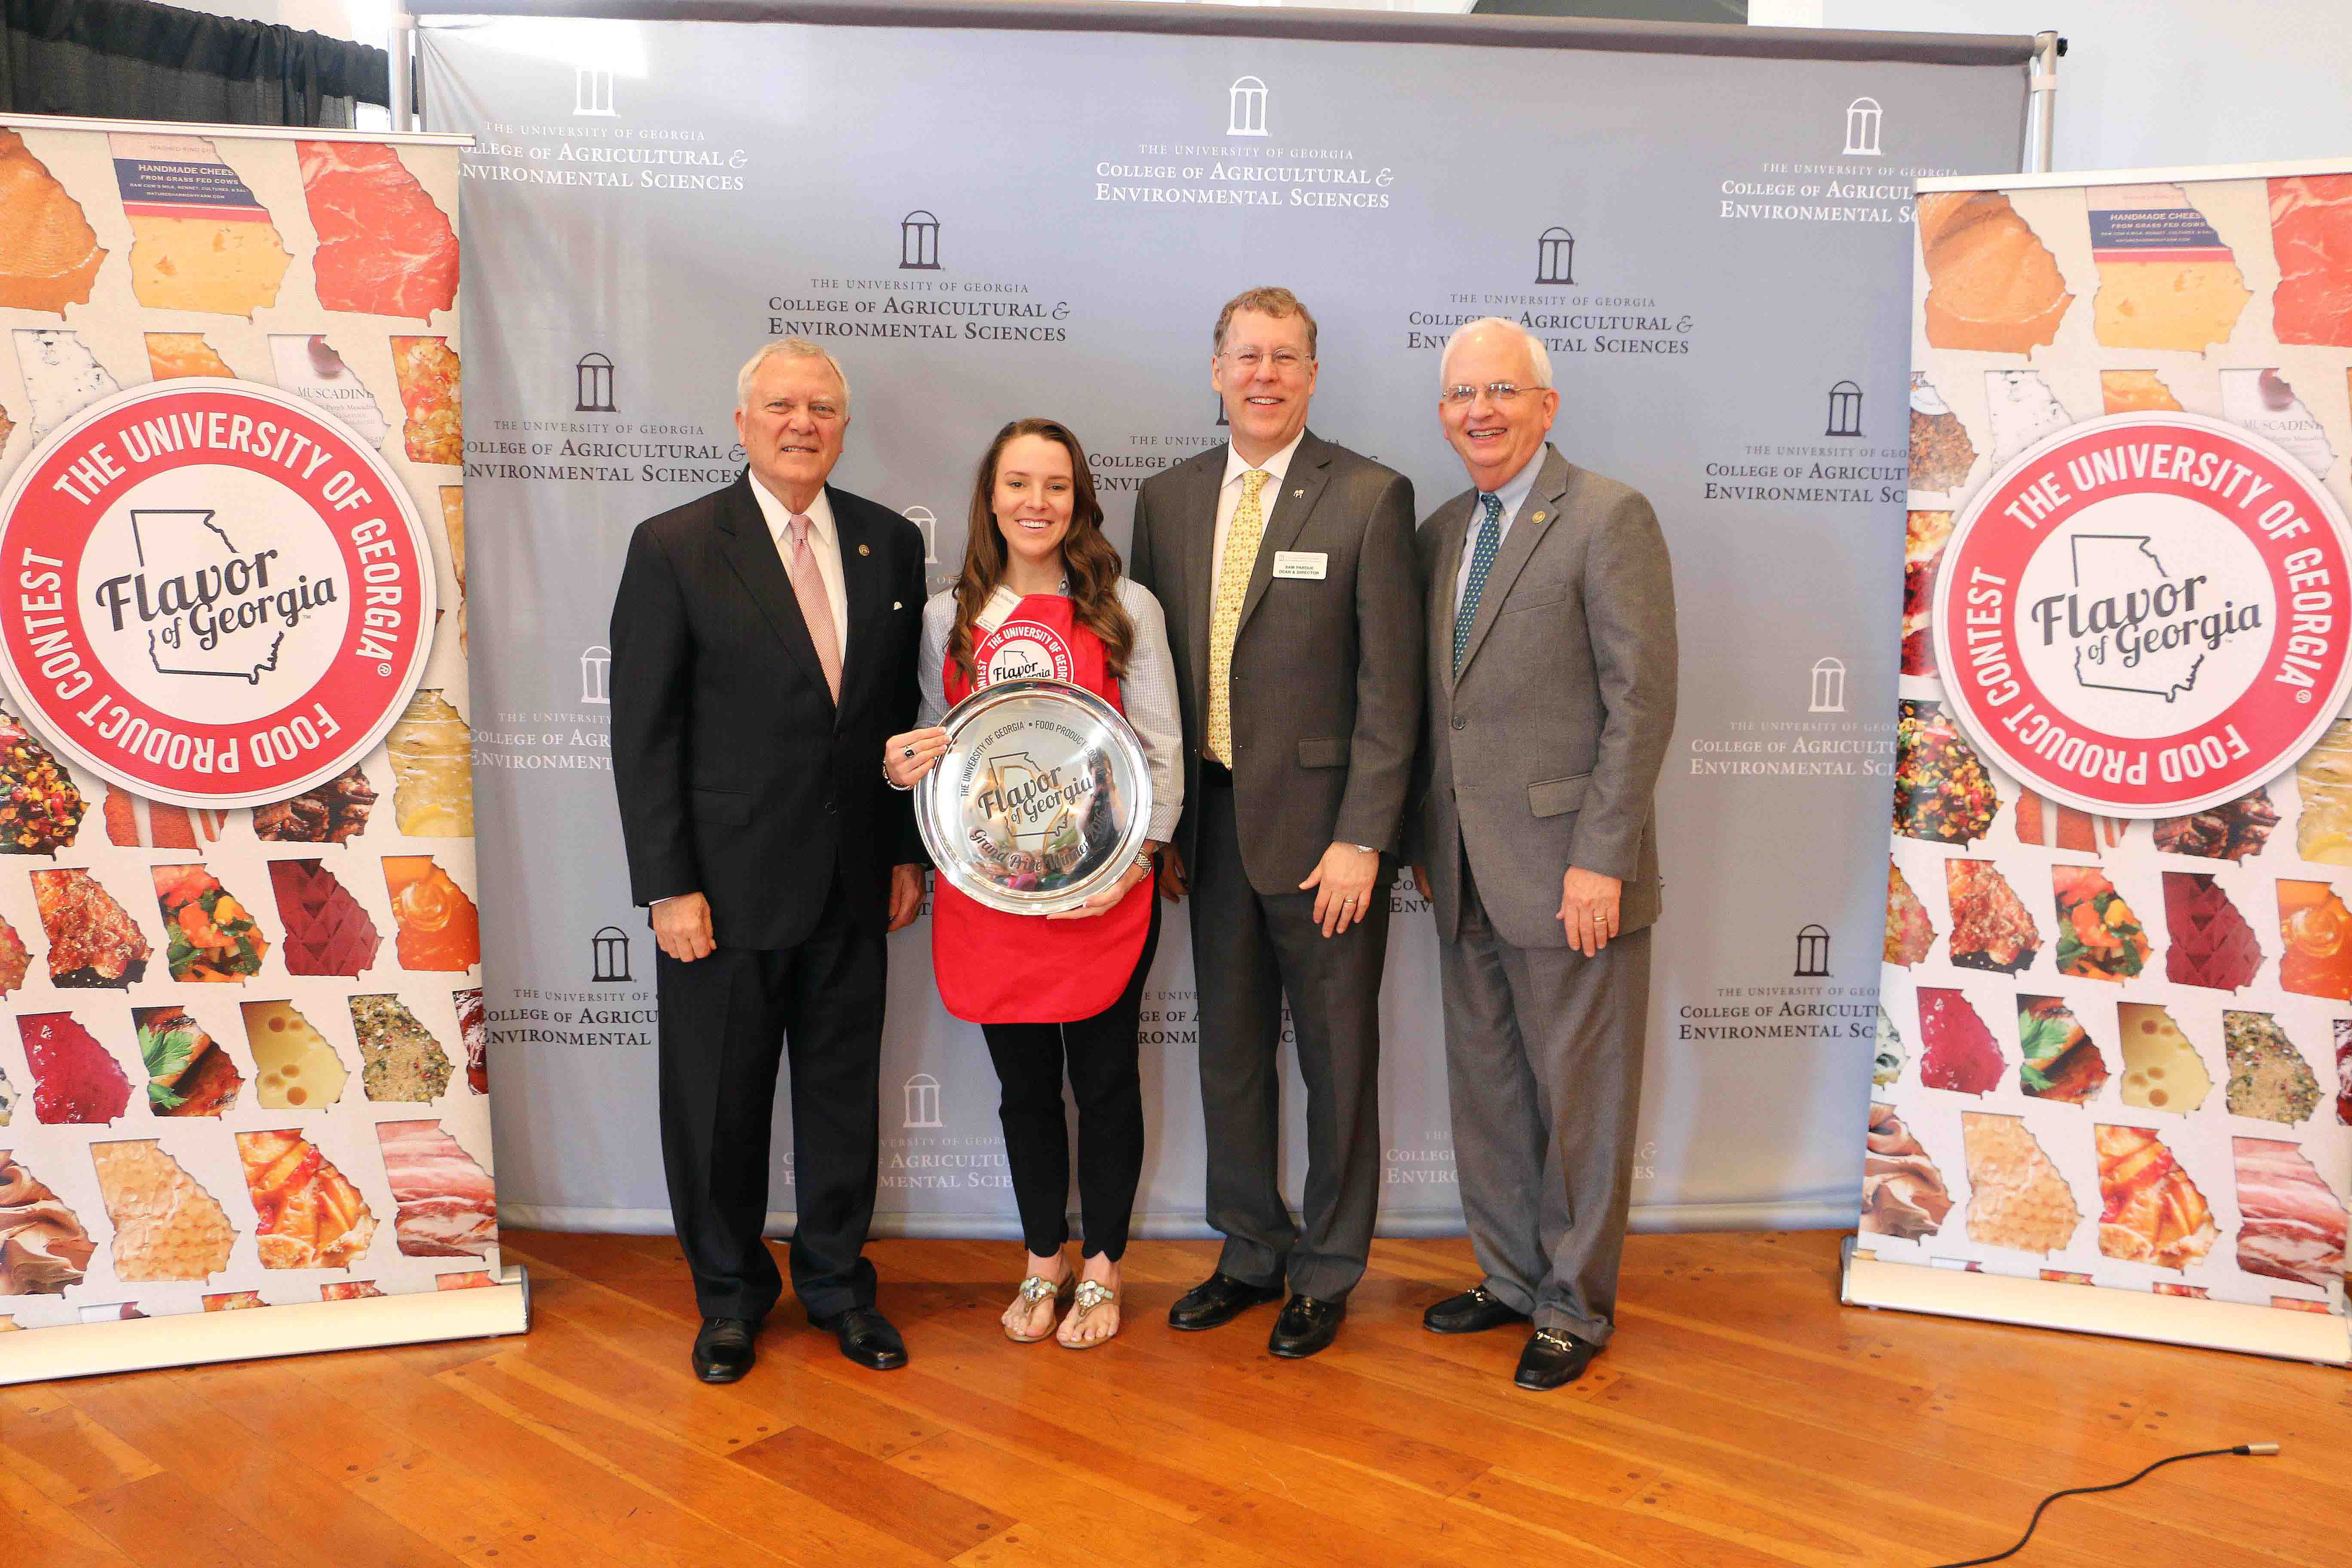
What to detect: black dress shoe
<box><xmin>1267</xmin><ymin>1294</ymin><xmax>1345</xmax><ymax>1359</ymax></box>
<box><xmin>1423</xmin><ymin>1285</ymin><xmax>1530</xmax><ymax>1335</ymax></box>
<box><xmin>1168</xmin><ymin>1271</ymin><xmax>1285</xmax><ymax>1331</ymax></box>
<box><xmin>812</xmin><ymin>1305</ymin><xmax>909</xmax><ymax>1370</ymax></box>
<box><xmin>691</xmin><ymin>1316</ymin><xmax>756</xmax><ymax>1383</ymax></box>
<box><xmin>1514</xmin><ymin>1328</ymin><xmax>1600</xmax><ymax>1390</ymax></box>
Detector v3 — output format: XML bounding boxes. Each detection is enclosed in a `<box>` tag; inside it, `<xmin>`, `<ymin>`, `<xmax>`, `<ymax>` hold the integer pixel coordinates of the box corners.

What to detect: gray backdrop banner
<box><xmin>420</xmin><ymin>15</ymin><xmax>2025</xmax><ymax>1236</ymax></box>
<box><xmin>407</xmin><ymin>0</ymin><xmax>2036</xmax><ymax>66</ymax></box>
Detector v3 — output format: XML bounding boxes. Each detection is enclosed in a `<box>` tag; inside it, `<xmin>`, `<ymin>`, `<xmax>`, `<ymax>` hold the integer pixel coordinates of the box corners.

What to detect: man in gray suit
<box><xmin>1129</xmin><ymin>285</ymin><xmax>1422</xmax><ymax>1359</ymax></box>
<box><xmin>1406</xmin><ymin>316</ymin><xmax>1676</xmax><ymax>1390</ymax></box>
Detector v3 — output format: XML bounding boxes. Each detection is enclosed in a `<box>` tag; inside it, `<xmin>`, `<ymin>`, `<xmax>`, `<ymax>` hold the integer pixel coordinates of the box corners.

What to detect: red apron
<box><xmin>932</xmin><ymin>592</ymin><xmax>1154</xmax><ymax>1023</ymax></box>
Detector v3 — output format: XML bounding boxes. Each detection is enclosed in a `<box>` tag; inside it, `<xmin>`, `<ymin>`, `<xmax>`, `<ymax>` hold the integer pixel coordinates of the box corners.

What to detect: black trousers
<box><xmin>979</xmin><ymin>894</ymin><xmax>1161</xmax><ymax>1262</ymax></box>
<box><xmin>655</xmin><ymin>867</ymin><xmax>883</xmax><ymax>1323</ymax></box>
<box><xmin>1188</xmin><ymin>770</ymin><xmax>1389</xmax><ymax>1302</ymax></box>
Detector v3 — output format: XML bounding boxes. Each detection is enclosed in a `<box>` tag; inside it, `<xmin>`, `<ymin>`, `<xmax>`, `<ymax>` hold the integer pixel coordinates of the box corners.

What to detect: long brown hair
<box><xmin>949</xmin><ymin>418</ymin><xmax>1135</xmax><ymax>685</ymax></box>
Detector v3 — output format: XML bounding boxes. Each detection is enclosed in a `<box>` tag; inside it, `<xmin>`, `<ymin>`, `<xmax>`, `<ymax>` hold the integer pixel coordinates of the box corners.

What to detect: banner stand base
<box><xmin>0</xmin><ymin>1265</ymin><xmax>530</xmax><ymax>1387</ymax></box>
<box><xmin>1840</xmin><ymin>1239</ymin><xmax>2348</xmax><ymax>1365</ymax></box>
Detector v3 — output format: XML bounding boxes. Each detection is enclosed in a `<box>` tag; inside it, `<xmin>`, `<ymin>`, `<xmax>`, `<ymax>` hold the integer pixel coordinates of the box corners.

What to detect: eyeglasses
<box><xmin>1221</xmin><ymin>349</ymin><xmax>1310</xmax><ymax>374</ymax></box>
<box><xmin>1441</xmin><ymin>383</ymin><xmax>1531</xmax><ymax>406</ymax></box>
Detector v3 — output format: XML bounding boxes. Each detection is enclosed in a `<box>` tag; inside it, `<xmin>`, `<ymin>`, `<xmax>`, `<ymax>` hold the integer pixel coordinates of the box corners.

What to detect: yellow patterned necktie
<box><xmin>1206</xmin><ymin>468</ymin><xmax>1269</xmax><ymax>766</ymax></box>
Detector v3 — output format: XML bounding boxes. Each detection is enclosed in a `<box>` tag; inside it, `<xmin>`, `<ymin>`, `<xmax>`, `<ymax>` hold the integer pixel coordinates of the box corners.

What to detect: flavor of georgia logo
<box><xmin>1932</xmin><ymin>411</ymin><xmax>2352</xmax><ymax>817</ymax></box>
<box><xmin>975</xmin><ymin>617</ymin><xmax>1075</xmax><ymax>687</ymax></box>
<box><xmin>0</xmin><ymin>379</ymin><xmax>435</xmax><ymax>807</ymax></box>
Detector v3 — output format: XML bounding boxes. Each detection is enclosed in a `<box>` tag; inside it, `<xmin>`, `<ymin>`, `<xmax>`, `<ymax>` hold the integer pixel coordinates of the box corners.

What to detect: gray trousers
<box><xmin>1189</xmin><ymin>777</ymin><xmax>1388</xmax><ymax>1302</ymax></box>
<box><xmin>1439</xmin><ymin>857</ymin><xmax>1650</xmax><ymax>1344</ymax></box>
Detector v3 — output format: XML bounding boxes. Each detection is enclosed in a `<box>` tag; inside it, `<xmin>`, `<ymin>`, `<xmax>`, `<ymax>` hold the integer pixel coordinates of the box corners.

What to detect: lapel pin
<box><xmin>1292</xmin><ymin>488</ymin><xmax>1304</xmax><ymax>499</ymax></box>
<box><xmin>858</xmin><ymin>543</ymin><xmax>871</xmax><ymax>556</ymax></box>
<box><xmin>892</xmin><ymin>600</ymin><xmax>902</xmax><ymax>610</ymax></box>
<box><xmin>1533</xmin><ymin>511</ymin><xmax>1546</xmax><ymax>523</ymax></box>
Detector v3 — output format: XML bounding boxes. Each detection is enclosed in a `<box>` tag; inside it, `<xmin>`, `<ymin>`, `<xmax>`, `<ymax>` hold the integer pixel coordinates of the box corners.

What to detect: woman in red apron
<box><xmin>885</xmin><ymin>419</ymin><xmax>1182</xmax><ymax>1349</ymax></box>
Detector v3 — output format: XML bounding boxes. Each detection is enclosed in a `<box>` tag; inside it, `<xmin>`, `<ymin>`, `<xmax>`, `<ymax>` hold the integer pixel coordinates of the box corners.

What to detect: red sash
<box><xmin>932</xmin><ymin>592</ymin><xmax>1154</xmax><ymax>1023</ymax></box>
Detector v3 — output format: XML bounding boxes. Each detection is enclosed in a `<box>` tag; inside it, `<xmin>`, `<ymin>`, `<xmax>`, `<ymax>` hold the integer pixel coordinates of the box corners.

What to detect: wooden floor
<box><xmin>5</xmin><ymin>1231</ymin><xmax>2348</xmax><ymax>1568</ymax></box>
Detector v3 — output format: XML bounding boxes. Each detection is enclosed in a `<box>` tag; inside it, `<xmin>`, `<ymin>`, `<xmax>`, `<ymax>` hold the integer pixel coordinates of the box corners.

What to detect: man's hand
<box><xmin>652</xmin><ymin>891</ymin><xmax>715</xmax><ymax>963</ymax></box>
<box><xmin>888</xmin><ymin>864</ymin><xmax>925</xmax><ymax>933</ymax></box>
<box><xmin>1410</xmin><ymin>864</ymin><xmax>1432</xmax><ymax>903</ymax></box>
<box><xmin>1558</xmin><ymin>867</ymin><xmax>1622</xmax><ymax>957</ymax></box>
<box><xmin>1301</xmin><ymin>842</ymin><xmax>1381</xmax><ymax>937</ymax></box>
<box><xmin>1158</xmin><ymin>845</ymin><xmax>1189</xmax><ymax>903</ymax></box>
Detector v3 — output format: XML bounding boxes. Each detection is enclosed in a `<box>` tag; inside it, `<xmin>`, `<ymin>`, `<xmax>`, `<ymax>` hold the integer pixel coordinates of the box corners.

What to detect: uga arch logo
<box><xmin>0</xmin><ymin>378</ymin><xmax>436</xmax><ymax>808</ymax></box>
<box><xmin>1932</xmin><ymin>411</ymin><xmax>2352</xmax><ymax>817</ymax></box>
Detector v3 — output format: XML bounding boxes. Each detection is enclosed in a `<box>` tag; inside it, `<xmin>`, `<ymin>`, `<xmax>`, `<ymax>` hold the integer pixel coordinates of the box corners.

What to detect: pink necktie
<box><xmin>785</xmin><ymin>514</ymin><xmax>843</xmax><ymax>702</ymax></box>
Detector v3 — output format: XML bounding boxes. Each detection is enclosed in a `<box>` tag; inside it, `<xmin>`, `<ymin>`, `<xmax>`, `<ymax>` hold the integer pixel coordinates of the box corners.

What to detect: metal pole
<box><xmin>389</xmin><ymin>8</ymin><xmax>418</xmax><ymax>132</ymax></box>
<box><xmin>2022</xmin><ymin>29</ymin><xmax>2061</xmax><ymax>173</ymax></box>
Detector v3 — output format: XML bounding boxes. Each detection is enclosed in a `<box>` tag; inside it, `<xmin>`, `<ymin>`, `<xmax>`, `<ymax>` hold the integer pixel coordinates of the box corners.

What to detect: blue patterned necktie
<box><xmin>1454</xmin><ymin>492</ymin><xmax>1504</xmax><ymax>674</ymax></box>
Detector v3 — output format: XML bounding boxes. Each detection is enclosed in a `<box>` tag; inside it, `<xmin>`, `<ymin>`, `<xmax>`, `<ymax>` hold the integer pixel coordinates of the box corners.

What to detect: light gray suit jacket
<box><xmin>1129</xmin><ymin>429</ymin><xmax>1423</xmax><ymax>896</ymax></box>
<box><xmin>1409</xmin><ymin>445</ymin><xmax>1678</xmax><ymax>950</ymax></box>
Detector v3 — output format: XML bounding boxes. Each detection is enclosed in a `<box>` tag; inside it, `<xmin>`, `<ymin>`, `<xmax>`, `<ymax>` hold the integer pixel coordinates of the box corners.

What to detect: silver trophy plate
<box><xmin>917</xmin><ymin>677</ymin><xmax>1154</xmax><ymax>915</ymax></box>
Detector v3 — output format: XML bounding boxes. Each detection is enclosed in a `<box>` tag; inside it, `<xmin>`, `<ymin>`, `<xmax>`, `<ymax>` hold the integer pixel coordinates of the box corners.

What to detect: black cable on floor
<box><xmin>1929</xmin><ymin>1442</ymin><xmax>2279</xmax><ymax>1567</ymax></box>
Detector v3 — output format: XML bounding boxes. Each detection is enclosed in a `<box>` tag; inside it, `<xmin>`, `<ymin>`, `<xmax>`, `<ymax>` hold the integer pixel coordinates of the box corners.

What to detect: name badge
<box><xmin>1272</xmin><ymin>551</ymin><xmax>1328</xmax><ymax>580</ymax></box>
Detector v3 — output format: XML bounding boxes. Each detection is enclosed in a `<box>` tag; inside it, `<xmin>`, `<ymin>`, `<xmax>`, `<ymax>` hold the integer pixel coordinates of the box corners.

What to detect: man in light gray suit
<box><xmin>1129</xmin><ymin>286</ymin><xmax>1422</xmax><ymax>1360</ymax></box>
<box><xmin>1406</xmin><ymin>316</ymin><xmax>1676</xmax><ymax>1390</ymax></box>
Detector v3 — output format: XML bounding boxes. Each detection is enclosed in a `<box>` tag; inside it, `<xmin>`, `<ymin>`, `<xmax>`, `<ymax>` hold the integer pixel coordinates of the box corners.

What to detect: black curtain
<box><xmin>0</xmin><ymin>0</ymin><xmax>389</xmax><ymax>127</ymax></box>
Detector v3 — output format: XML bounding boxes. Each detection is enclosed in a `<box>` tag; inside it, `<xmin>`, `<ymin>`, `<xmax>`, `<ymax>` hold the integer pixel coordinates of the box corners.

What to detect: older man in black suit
<box><xmin>609</xmin><ymin>339</ymin><xmax>927</xmax><ymax>1382</ymax></box>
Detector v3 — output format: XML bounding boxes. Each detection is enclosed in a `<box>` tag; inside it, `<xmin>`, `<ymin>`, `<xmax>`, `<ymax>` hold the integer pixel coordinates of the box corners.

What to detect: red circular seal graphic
<box><xmin>1931</xmin><ymin>411</ymin><xmax>2352</xmax><ymax>818</ymax></box>
<box><xmin>0</xmin><ymin>379</ymin><xmax>437</xmax><ymax>808</ymax></box>
<box><xmin>974</xmin><ymin>618</ymin><xmax>1075</xmax><ymax>687</ymax></box>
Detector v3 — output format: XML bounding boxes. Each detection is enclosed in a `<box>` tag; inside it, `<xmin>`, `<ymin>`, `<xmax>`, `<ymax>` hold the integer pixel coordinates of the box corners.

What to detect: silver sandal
<box><xmin>1004</xmin><ymin>1273</ymin><xmax>1068</xmax><ymax>1343</ymax></box>
<box><xmin>1058</xmin><ymin>1279</ymin><xmax>1119</xmax><ymax>1350</ymax></box>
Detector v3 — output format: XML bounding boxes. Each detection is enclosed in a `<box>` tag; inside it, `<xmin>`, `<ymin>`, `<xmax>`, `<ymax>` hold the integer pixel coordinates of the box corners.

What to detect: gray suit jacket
<box><xmin>1129</xmin><ymin>430</ymin><xmax>1423</xmax><ymax>896</ymax></box>
<box><xmin>1409</xmin><ymin>446</ymin><xmax>1678</xmax><ymax>949</ymax></box>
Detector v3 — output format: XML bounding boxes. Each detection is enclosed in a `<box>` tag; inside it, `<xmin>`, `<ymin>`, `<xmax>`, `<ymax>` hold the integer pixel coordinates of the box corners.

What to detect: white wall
<box><xmin>1764</xmin><ymin>0</ymin><xmax>2352</xmax><ymax>175</ymax></box>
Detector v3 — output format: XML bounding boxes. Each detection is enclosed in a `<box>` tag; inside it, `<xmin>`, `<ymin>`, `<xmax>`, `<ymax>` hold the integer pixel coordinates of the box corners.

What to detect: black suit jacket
<box><xmin>609</xmin><ymin>473</ymin><xmax>926</xmax><ymax>950</ymax></box>
<box><xmin>1128</xmin><ymin>430</ymin><xmax>1423</xmax><ymax>895</ymax></box>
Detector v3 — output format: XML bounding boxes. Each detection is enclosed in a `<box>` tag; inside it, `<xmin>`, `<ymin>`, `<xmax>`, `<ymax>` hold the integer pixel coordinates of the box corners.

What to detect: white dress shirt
<box><xmin>1210</xmin><ymin>428</ymin><xmax>1306</xmax><ymax>591</ymax></box>
<box><xmin>1453</xmin><ymin>442</ymin><xmax>1550</xmax><ymax>616</ymax></box>
<box><xmin>747</xmin><ymin>473</ymin><xmax>849</xmax><ymax>656</ymax></box>
<box><xmin>918</xmin><ymin>578</ymin><xmax>1185</xmax><ymax>845</ymax></box>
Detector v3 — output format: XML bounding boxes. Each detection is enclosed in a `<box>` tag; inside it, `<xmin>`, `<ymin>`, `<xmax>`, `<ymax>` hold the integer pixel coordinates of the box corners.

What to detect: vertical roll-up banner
<box><xmin>416</xmin><ymin>9</ymin><xmax>2035</xmax><ymax>1240</ymax></box>
<box><xmin>0</xmin><ymin>117</ymin><xmax>519</xmax><ymax>1384</ymax></box>
<box><xmin>1849</xmin><ymin>159</ymin><xmax>2352</xmax><ymax>1363</ymax></box>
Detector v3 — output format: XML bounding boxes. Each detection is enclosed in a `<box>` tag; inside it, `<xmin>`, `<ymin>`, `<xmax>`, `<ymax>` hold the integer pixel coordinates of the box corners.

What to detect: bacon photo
<box><xmin>2232</xmin><ymin>1137</ymin><xmax>2349</xmax><ymax>1288</ymax></box>
<box><xmin>375</xmin><ymin>1119</ymin><xmax>496</xmax><ymax>1259</ymax></box>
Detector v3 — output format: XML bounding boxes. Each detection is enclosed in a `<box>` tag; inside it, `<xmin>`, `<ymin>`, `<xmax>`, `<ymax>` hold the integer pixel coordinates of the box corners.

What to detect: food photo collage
<box><xmin>1870</xmin><ymin>171</ymin><xmax>2352</xmax><ymax>1312</ymax></box>
<box><xmin>0</xmin><ymin>120</ymin><xmax>490</xmax><ymax>1332</ymax></box>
